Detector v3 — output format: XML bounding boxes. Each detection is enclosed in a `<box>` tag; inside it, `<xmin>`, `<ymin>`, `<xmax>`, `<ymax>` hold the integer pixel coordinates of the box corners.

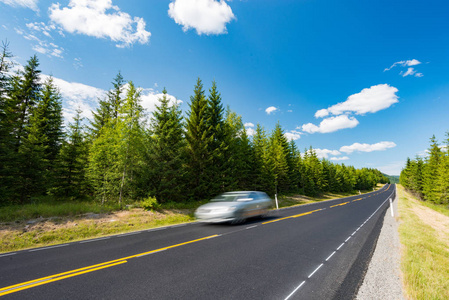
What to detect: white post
<box><xmin>275</xmin><ymin>193</ymin><xmax>279</xmax><ymax>210</ymax></box>
<box><xmin>359</xmin><ymin>190</ymin><xmax>361</xmax><ymax>195</ymax></box>
<box><xmin>389</xmin><ymin>197</ymin><xmax>394</xmax><ymax>217</ymax></box>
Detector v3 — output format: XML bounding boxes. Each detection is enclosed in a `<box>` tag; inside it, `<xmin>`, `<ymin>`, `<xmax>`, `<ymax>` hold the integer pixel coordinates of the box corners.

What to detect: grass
<box><xmin>397</xmin><ymin>184</ymin><xmax>449</xmax><ymax>300</ymax></box>
<box><xmin>0</xmin><ymin>185</ymin><xmax>383</xmax><ymax>253</ymax></box>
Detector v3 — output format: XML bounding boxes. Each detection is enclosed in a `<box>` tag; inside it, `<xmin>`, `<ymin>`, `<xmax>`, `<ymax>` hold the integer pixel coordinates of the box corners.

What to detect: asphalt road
<box><xmin>0</xmin><ymin>184</ymin><xmax>396</xmax><ymax>300</ymax></box>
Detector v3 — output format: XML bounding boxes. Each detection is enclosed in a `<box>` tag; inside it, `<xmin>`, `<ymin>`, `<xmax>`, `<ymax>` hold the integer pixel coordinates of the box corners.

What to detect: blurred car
<box><xmin>194</xmin><ymin>191</ymin><xmax>274</xmax><ymax>224</ymax></box>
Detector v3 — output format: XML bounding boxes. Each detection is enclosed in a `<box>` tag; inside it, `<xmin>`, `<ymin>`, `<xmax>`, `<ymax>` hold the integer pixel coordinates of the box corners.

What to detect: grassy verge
<box><xmin>0</xmin><ymin>185</ymin><xmax>383</xmax><ymax>253</ymax></box>
<box><xmin>397</xmin><ymin>184</ymin><xmax>449</xmax><ymax>300</ymax></box>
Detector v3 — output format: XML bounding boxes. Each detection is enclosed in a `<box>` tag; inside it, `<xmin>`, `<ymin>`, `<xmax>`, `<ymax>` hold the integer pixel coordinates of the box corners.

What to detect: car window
<box><xmin>211</xmin><ymin>193</ymin><xmax>249</xmax><ymax>202</ymax></box>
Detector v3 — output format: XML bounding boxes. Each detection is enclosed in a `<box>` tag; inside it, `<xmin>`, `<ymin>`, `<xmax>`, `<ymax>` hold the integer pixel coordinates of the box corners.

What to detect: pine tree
<box><xmin>0</xmin><ymin>41</ymin><xmax>15</xmax><ymax>203</ymax></box>
<box><xmin>107</xmin><ymin>72</ymin><xmax>125</xmax><ymax>121</ymax></box>
<box><xmin>267</xmin><ymin>124</ymin><xmax>290</xmax><ymax>195</ymax></box>
<box><xmin>422</xmin><ymin>135</ymin><xmax>442</xmax><ymax>203</ymax></box>
<box><xmin>185</xmin><ymin>78</ymin><xmax>213</xmax><ymax>200</ymax></box>
<box><xmin>436</xmin><ymin>132</ymin><xmax>449</xmax><ymax>204</ymax></box>
<box><xmin>56</xmin><ymin>109</ymin><xmax>89</xmax><ymax>197</ymax></box>
<box><xmin>252</xmin><ymin>124</ymin><xmax>272</xmax><ymax>192</ymax></box>
<box><xmin>147</xmin><ymin>88</ymin><xmax>185</xmax><ymax>203</ymax></box>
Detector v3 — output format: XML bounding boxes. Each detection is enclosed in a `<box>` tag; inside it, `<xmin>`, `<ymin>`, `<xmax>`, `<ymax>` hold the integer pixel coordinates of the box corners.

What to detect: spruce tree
<box><xmin>423</xmin><ymin>135</ymin><xmax>442</xmax><ymax>203</ymax></box>
<box><xmin>147</xmin><ymin>88</ymin><xmax>185</xmax><ymax>202</ymax></box>
<box><xmin>185</xmin><ymin>78</ymin><xmax>212</xmax><ymax>200</ymax></box>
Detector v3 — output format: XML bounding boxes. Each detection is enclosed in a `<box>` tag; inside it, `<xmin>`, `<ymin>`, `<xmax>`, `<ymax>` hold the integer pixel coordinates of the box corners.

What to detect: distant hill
<box><xmin>383</xmin><ymin>174</ymin><xmax>400</xmax><ymax>184</ymax></box>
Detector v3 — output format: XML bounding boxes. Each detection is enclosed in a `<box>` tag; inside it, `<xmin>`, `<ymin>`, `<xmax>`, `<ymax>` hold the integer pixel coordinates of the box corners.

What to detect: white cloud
<box><xmin>265</xmin><ymin>106</ymin><xmax>278</xmax><ymax>115</ymax></box>
<box><xmin>49</xmin><ymin>0</ymin><xmax>151</xmax><ymax>48</ymax></box>
<box><xmin>316</xmin><ymin>84</ymin><xmax>399</xmax><ymax>117</ymax></box>
<box><xmin>339</xmin><ymin>141</ymin><xmax>397</xmax><ymax>154</ymax></box>
<box><xmin>330</xmin><ymin>156</ymin><xmax>349</xmax><ymax>161</ymax></box>
<box><xmin>301</xmin><ymin>115</ymin><xmax>359</xmax><ymax>134</ymax></box>
<box><xmin>244</xmin><ymin>122</ymin><xmax>254</xmax><ymax>127</ymax></box>
<box><xmin>168</xmin><ymin>0</ymin><xmax>235</xmax><ymax>35</ymax></box>
<box><xmin>0</xmin><ymin>0</ymin><xmax>38</xmax><ymax>11</ymax></box>
<box><xmin>246</xmin><ymin>127</ymin><xmax>256</xmax><ymax>137</ymax></box>
<box><xmin>384</xmin><ymin>59</ymin><xmax>421</xmax><ymax>71</ymax></box>
<box><xmin>284</xmin><ymin>130</ymin><xmax>302</xmax><ymax>141</ymax></box>
<box><xmin>42</xmin><ymin>75</ymin><xmax>106</xmax><ymax>123</ymax></box>
<box><xmin>140</xmin><ymin>89</ymin><xmax>182</xmax><ymax>114</ymax></box>
<box><xmin>401</xmin><ymin>67</ymin><xmax>423</xmax><ymax>77</ymax></box>
<box><xmin>314</xmin><ymin>148</ymin><xmax>341</xmax><ymax>159</ymax></box>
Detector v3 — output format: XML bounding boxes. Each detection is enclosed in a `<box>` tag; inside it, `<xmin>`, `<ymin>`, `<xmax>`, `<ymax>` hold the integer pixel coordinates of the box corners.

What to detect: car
<box><xmin>194</xmin><ymin>191</ymin><xmax>274</xmax><ymax>224</ymax></box>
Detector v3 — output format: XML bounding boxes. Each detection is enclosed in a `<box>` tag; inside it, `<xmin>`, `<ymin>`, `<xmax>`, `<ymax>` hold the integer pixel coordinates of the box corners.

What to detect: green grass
<box><xmin>0</xmin><ymin>198</ymin><xmax>121</xmax><ymax>223</ymax></box>
<box><xmin>397</xmin><ymin>185</ymin><xmax>449</xmax><ymax>300</ymax></box>
<box><xmin>0</xmin><ymin>186</ymin><xmax>383</xmax><ymax>253</ymax></box>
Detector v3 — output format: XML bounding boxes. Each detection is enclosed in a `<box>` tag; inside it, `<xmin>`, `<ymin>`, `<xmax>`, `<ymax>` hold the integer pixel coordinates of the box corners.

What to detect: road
<box><xmin>0</xmin><ymin>184</ymin><xmax>396</xmax><ymax>299</ymax></box>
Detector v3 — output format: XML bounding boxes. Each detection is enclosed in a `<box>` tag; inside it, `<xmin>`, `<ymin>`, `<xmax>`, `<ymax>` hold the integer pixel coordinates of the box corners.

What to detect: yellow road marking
<box><xmin>262</xmin><ymin>209</ymin><xmax>322</xmax><ymax>224</ymax></box>
<box><xmin>352</xmin><ymin>198</ymin><xmax>363</xmax><ymax>202</ymax></box>
<box><xmin>0</xmin><ymin>235</ymin><xmax>218</xmax><ymax>297</ymax></box>
<box><xmin>330</xmin><ymin>201</ymin><xmax>349</xmax><ymax>208</ymax></box>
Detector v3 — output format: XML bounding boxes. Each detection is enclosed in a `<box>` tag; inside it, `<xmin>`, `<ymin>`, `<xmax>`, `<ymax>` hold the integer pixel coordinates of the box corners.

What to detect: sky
<box><xmin>1</xmin><ymin>0</ymin><xmax>448</xmax><ymax>176</ymax></box>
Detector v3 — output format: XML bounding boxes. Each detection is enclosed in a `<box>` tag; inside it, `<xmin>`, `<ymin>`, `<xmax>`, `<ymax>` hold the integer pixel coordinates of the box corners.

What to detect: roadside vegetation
<box><xmin>0</xmin><ymin>43</ymin><xmax>389</xmax><ymax>252</ymax></box>
<box><xmin>0</xmin><ymin>188</ymin><xmax>379</xmax><ymax>253</ymax></box>
<box><xmin>397</xmin><ymin>184</ymin><xmax>449</xmax><ymax>300</ymax></box>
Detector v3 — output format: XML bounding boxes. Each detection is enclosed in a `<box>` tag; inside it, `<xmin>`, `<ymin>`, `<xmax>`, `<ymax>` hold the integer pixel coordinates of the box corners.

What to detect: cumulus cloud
<box><xmin>314</xmin><ymin>148</ymin><xmax>341</xmax><ymax>159</ymax></box>
<box><xmin>339</xmin><ymin>141</ymin><xmax>397</xmax><ymax>154</ymax></box>
<box><xmin>265</xmin><ymin>106</ymin><xmax>278</xmax><ymax>115</ymax></box>
<box><xmin>42</xmin><ymin>75</ymin><xmax>106</xmax><ymax>123</ymax></box>
<box><xmin>244</xmin><ymin>122</ymin><xmax>254</xmax><ymax>127</ymax></box>
<box><xmin>140</xmin><ymin>89</ymin><xmax>182</xmax><ymax>114</ymax></box>
<box><xmin>246</xmin><ymin>127</ymin><xmax>256</xmax><ymax>137</ymax></box>
<box><xmin>49</xmin><ymin>0</ymin><xmax>151</xmax><ymax>48</ymax></box>
<box><xmin>316</xmin><ymin>84</ymin><xmax>399</xmax><ymax>117</ymax></box>
<box><xmin>0</xmin><ymin>0</ymin><xmax>38</xmax><ymax>11</ymax></box>
<box><xmin>168</xmin><ymin>0</ymin><xmax>235</xmax><ymax>35</ymax></box>
<box><xmin>330</xmin><ymin>156</ymin><xmax>349</xmax><ymax>161</ymax></box>
<box><xmin>301</xmin><ymin>115</ymin><xmax>359</xmax><ymax>134</ymax></box>
<box><xmin>284</xmin><ymin>130</ymin><xmax>302</xmax><ymax>141</ymax></box>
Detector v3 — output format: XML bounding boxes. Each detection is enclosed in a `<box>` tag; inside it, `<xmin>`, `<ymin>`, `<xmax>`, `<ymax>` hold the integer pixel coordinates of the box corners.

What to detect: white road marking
<box><xmin>337</xmin><ymin>243</ymin><xmax>345</xmax><ymax>250</ymax></box>
<box><xmin>284</xmin><ymin>281</ymin><xmax>306</xmax><ymax>300</ymax></box>
<box><xmin>325</xmin><ymin>251</ymin><xmax>336</xmax><ymax>261</ymax></box>
<box><xmin>0</xmin><ymin>252</ymin><xmax>16</xmax><ymax>258</ymax></box>
<box><xmin>80</xmin><ymin>237</ymin><xmax>111</xmax><ymax>244</ymax></box>
<box><xmin>117</xmin><ymin>232</ymin><xmax>141</xmax><ymax>237</ymax></box>
<box><xmin>308</xmin><ymin>263</ymin><xmax>324</xmax><ymax>278</ymax></box>
<box><xmin>29</xmin><ymin>244</ymin><xmax>69</xmax><ymax>252</ymax></box>
<box><xmin>246</xmin><ymin>225</ymin><xmax>257</xmax><ymax>229</ymax></box>
<box><xmin>345</xmin><ymin>236</ymin><xmax>351</xmax><ymax>242</ymax></box>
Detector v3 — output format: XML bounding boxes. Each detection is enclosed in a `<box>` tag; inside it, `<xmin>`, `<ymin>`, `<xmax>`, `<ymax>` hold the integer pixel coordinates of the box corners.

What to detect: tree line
<box><xmin>0</xmin><ymin>46</ymin><xmax>389</xmax><ymax>206</ymax></box>
<box><xmin>400</xmin><ymin>134</ymin><xmax>449</xmax><ymax>205</ymax></box>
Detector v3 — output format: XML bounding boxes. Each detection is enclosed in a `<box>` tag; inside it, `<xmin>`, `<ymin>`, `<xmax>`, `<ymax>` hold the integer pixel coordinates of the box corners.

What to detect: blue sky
<box><xmin>1</xmin><ymin>0</ymin><xmax>448</xmax><ymax>175</ymax></box>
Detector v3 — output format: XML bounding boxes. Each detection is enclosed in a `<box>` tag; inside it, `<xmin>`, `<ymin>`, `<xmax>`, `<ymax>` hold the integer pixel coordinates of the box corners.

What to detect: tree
<box><xmin>267</xmin><ymin>123</ymin><xmax>290</xmax><ymax>195</ymax></box>
<box><xmin>55</xmin><ymin>109</ymin><xmax>89</xmax><ymax>197</ymax></box>
<box><xmin>436</xmin><ymin>132</ymin><xmax>449</xmax><ymax>204</ymax></box>
<box><xmin>147</xmin><ymin>88</ymin><xmax>185</xmax><ymax>203</ymax></box>
<box><xmin>422</xmin><ymin>135</ymin><xmax>442</xmax><ymax>203</ymax></box>
<box><xmin>184</xmin><ymin>78</ymin><xmax>213</xmax><ymax>200</ymax></box>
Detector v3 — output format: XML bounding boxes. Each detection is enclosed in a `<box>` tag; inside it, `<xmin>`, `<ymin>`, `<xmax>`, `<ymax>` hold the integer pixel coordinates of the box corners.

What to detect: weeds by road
<box><xmin>398</xmin><ymin>185</ymin><xmax>449</xmax><ymax>300</ymax></box>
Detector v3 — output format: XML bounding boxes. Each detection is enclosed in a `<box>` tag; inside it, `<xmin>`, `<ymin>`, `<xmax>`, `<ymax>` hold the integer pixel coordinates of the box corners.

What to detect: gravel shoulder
<box><xmin>356</xmin><ymin>189</ymin><xmax>405</xmax><ymax>300</ymax></box>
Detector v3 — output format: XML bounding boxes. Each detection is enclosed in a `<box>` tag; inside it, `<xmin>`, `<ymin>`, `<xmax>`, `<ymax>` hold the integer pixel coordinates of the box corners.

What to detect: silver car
<box><xmin>194</xmin><ymin>191</ymin><xmax>274</xmax><ymax>224</ymax></box>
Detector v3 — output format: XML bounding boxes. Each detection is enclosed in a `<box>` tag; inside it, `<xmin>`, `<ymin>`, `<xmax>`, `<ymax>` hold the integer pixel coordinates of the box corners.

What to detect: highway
<box><xmin>0</xmin><ymin>184</ymin><xmax>396</xmax><ymax>299</ymax></box>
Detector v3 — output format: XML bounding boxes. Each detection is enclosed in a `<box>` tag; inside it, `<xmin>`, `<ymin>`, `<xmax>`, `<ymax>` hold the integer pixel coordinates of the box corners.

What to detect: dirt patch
<box><xmin>410</xmin><ymin>201</ymin><xmax>449</xmax><ymax>247</ymax></box>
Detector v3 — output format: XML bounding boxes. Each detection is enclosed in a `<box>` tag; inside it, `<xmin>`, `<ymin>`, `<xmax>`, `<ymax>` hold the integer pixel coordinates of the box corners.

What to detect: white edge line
<box><xmin>0</xmin><ymin>252</ymin><xmax>17</xmax><ymax>258</ymax></box>
<box><xmin>284</xmin><ymin>281</ymin><xmax>306</xmax><ymax>300</ymax></box>
<box><xmin>117</xmin><ymin>232</ymin><xmax>141</xmax><ymax>237</ymax></box>
<box><xmin>345</xmin><ymin>236</ymin><xmax>351</xmax><ymax>242</ymax></box>
<box><xmin>246</xmin><ymin>225</ymin><xmax>257</xmax><ymax>229</ymax></box>
<box><xmin>308</xmin><ymin>263</ymin><xmax>324</xmax><ymax>278</ymax></box>
<box><xmin>80</xmin><ymin>237</ymin><xmax>111</xmax><ymax>244</ymax></box>
<box><xmin>325</xmin><ymin>251</ymin><xmax>336</xmax><ymax>261</ymax></box>
<box><xmin>29</xmin><ymin>244</ymin><xmax>69</xmax><ymax>252</ymax></box>
<box><xmin>337</xmin><ymin>243</ymin><xmax>345</xmax><ymax>250</ymax></box>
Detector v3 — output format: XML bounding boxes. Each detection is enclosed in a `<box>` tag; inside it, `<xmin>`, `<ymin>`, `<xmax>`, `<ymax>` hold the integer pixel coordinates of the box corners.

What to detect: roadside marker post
<box><xmin>389</xmin><ymin>197</ymin><xmax>394</xmax><ymax>217</ymax></box>
<box><xmin>275</xmin><ymin>194</ymin><xmax>279</xmax><ymax>209</ymax></box>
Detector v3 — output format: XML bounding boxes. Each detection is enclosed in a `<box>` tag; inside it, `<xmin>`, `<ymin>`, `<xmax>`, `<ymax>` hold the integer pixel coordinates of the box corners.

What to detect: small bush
<box><xmin>141</xmin><ymin>197</ymin><xmax>161</xmax><ymax>211</ymax></box>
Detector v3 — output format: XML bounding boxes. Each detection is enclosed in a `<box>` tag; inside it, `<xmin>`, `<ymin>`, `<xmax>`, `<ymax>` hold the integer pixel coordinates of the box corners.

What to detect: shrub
<box><xmin>141</xmin><ymin>197</ymin><xmax>161</xmax><ymax>211</ymax></box>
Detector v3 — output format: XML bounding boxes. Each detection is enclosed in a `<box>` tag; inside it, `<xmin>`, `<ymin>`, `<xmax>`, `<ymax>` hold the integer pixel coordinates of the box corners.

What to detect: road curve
<box><xmin>0</xmin><ymin>184</ymin><xmax>395</xmax><ymax>299</ymax></box>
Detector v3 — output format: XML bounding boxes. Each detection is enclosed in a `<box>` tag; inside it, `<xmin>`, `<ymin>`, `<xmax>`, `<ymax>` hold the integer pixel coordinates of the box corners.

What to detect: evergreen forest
<box><xmin>400</xmin><ymin>133</ymin><xmax>449</xmax><ymax>205</ymax></box>
<box><xmin>0</xmin><ymin>46</ymin><xmax>389</xmax><ymax>206</ymax></box>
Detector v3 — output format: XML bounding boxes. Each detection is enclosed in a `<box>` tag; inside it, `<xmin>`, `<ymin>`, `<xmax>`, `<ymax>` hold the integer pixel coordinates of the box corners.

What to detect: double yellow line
<box><xmin>0</xmin><ymin>235</ymin><xmax>218</xmax><ymax>297</ymax></box>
